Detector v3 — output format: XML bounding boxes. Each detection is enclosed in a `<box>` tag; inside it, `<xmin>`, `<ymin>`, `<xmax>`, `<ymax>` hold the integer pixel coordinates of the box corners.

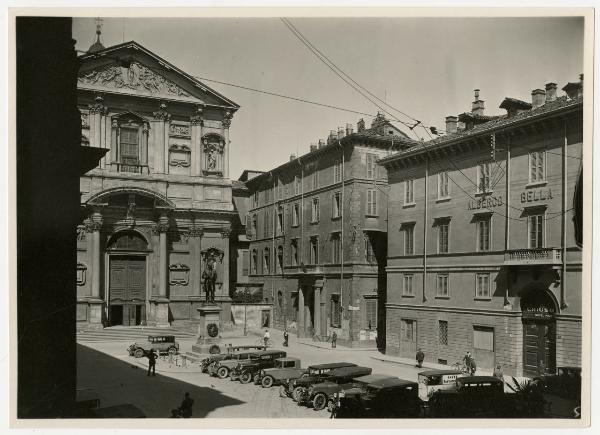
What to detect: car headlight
<box><xmin>260</xmin><ymin>370</ymin><xmax>265</xmax><ymax>376</ymax></box>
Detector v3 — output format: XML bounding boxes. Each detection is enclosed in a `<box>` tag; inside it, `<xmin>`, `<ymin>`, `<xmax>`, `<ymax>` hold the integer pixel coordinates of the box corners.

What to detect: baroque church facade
<box><xmin>76</xmin><ymin>40</ymin><xmax>239</xmax><ymax>328</ymax></box>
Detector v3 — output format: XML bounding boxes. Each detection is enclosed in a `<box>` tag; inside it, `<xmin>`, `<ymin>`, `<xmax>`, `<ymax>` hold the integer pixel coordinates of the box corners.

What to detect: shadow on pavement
<box><xmin>77</xmin><ymin>344</ymin><xmax>244</xmax><ymax>418</ymax></box>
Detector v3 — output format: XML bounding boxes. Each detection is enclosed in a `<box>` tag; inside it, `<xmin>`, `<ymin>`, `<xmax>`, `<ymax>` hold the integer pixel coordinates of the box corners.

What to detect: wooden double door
<box><xmin>523</xmin><ymin>319</ymin><xmax>556</xmax><ymax>376</ymax></box>
<box><xmin>109</xmin><ymin>256</ymin><xmax>146</xmax><ymax>326</ymax></box>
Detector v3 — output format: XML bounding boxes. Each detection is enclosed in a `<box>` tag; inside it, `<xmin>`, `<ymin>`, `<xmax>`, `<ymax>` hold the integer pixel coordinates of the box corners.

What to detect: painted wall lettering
<box><xmin>521</xmin><ymin>188</ymin><xmax>553</xmax><ymax>203</ymax></box>
<box><xmin>467</xmin><ymin>195</ymin><xmax>503</xmax><ymax>210</ymax></box>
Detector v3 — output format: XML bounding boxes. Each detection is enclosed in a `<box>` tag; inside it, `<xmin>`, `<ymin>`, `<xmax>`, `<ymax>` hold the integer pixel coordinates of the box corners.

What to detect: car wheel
<box><xmin>168</xmin><ymin>346</ymin><xmax>177</xmax><ymax>355</ymax></box>
<box><xmin>134</xmin><ymin>349</ymin><xmax>144</xmax><ymax>358</ymax></box>
<box><xmin>253</xmin><ymin>373</ymin><xmax>260</xmax><ymax>384</ymax></box>
<box><xmin>293</xmin><ymin>387</ymin><xmax>305</xmax><ymax>402</ymax></box>
<box><xmin>313</xmin><ymin>393</ymin><xmax>328</xmax><ymax>411</ymax></box>
<box><xmin>262</xmin><ymin>376</ymin><xmax>274</xmax><ymax>388</ymax></box>
<box><xmin>240</xmin><ymin>372</ymin><xmax>252</xmax><ymax>384</ymax></box>
<box><xmin>217</xmin><ymin>367</ymin><xmax>229</xmax><ymax>379</ymax></box>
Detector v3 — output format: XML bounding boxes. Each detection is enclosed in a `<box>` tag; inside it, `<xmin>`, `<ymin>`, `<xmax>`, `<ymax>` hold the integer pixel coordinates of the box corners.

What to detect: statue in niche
<box><xmin>207</xmin><ymin>149</ymin><xmax>217</xmax><ymax>171</ymax></box>
<box><xmin>202</xmin><ymin>259</ymin><xmax>217</xmax><ymax>303</ymax></box>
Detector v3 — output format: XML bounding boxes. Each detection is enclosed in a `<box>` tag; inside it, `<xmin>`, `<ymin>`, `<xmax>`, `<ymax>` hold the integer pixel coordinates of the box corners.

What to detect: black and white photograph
<box><xmin>5</xmin><ymin>5</ymin><xmax>594</xmax><ymax>430</ymax></box>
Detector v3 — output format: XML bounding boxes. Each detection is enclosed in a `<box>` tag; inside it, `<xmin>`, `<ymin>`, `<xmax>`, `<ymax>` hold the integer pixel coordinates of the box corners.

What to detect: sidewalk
<box><xmin>296</xmin><ymin>338</ymin><xmax>377</xmax><ymax>352</ymax></box>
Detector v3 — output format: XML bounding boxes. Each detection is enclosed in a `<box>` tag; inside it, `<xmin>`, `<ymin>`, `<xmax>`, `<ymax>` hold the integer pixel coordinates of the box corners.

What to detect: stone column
<box><xmin>155</xmin><ymin>213</ymin><xmax>170</xmax><ymax>326</ymax></box>
<box><xmin>88</xmin><ymin>95</ymin><xmax>104</xmax><ymax>149</ymax></box>
<box><xmin>297</xmin><ymin>287</ymin><xmax>304</xmax><ymax>337</ymax></box>
<box><xmin>141</xmin><ymin>122</ymin><xmax>149</xmax><ymax>172</ymax></box>
<box><xmin>110</xmin><ymin>118</ymin><xmax>118</xmax><ymax>171</ymax></box>
<box><xmin>152</xmin><ymin>103</ymin><xmax>170</xmax><ymax>174</ymax></box>
<box><xmin>190</xmin><ymin>108</ymin><xmax>203</xmax><ymax>176</ymax></box>
<box><xmin>314</xmin><ymin>285</ymin><xmax>321</xmax><ymax>337</ymax></box>
<box><xmin>220</xmin><ymin>228</ymin><xmax>231</xmax><ymax>299</ymax></box>
<box><xmin>222</xmin><ymin>111</ymin><xmax>232</xmax><ymax>178</ymax></box>
<box><xmin>87</xmin><ymin>212</ymin><xmax>104</xmax><ymax>328</ymax></box>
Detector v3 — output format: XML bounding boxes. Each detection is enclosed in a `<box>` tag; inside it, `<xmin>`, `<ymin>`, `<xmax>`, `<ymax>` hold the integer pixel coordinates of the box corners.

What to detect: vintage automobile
<box><xmin>417</xmin><ymin>369</ymin><xmax>466</xmax><ymax>405</ymax></box>
<box><xmin>199</xmin><ymin>345</ymin><xmax>267</xmax><ymax>373</ymax></box>
<box><xmin>230</xmin><ymin>350</ymin><xmax>287</xmax><ymax>383</ymax></box>
<box><xmin>283</xmin><ymin>362</ymin><xmax>358</xmax><ymax>400</ymax></box>
<box><xmin>128</xmin><ymin>335</ymin><xmax>179</xmax><ymax>358</ymax></box>
<box><xmin>254</xmin><ymin>357</ymin><xmax>304</xmax><ymax>388</ymax></box>
<box><xmin>533</xmin><ymin>366</ymin><xmax>581</xmax><ymax>418</ymax></box>
<box><xmin>208</xmin><ymin>349</ymin><xmax>265</xmax><ymax>379</ymax></box>
<box><xmin>428</xmin><ymin>375</ymin><xmax>508</xmax><ymax>418</ymax></box>
<box><xmin>335</xmin><ymin>374</ymin><xmax>421</xmax><ymax>418</ymax></box>
<box><xmin>297</xmin><ymin>366</ymin><xmax>373</xmax><ymax>410</ymax></box>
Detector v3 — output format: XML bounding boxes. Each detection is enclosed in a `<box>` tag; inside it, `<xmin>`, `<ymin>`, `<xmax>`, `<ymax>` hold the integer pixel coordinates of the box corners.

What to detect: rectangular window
<box><xmin>477</xmin><ymin>217</ymin><xmax>491</xmax><ymax>251</ymax></box>
<box><xmin>477</xmin><ymin>162</ymin><xmax>491</xmax><ymax>193</ymax></box>
<box><xmin>365</xmin><ymin>299</ymin><xmax>377</xmax><ymax>330</ymax></box>
<box><xmin>252</xmin><ymin>214</ymin><xmax>258</xmax><ymax>236</ymax></box>
<box><xmin>437</xmin><ymin>222</ymin><xmax>449</xmax><ymax>253</ymax></box>
<box><xmin>331</xmin><ymin>233</ymin><xmax>341</xmax><ymax>263</ymax></box>
<box><xmin>366</xmin><ymin>189</ymin><xmax>378</xmax><ymax>215</ymax></box>
<box><xmin>365</xmin><ymin>234</ymin><xmax>376</xmax><ymax>263</ymax></box>
<box><xmin>263</xmin><ymin>249</ymin><xmax>270</xmax><ymax>274</ymax></box>
<box><xmin>439</xmin><ymin>320</ymin><xmax>448</xmax><ymax>346</ymax></box>
<box><xmin>529</xmin><ymin>151</ymin><xmax>546</xmax><ymax>183</ymax></box>
<box><xmin>528</xmin><ymin>214</ymin><xmax>544</xmax><ymax>248</ymax></box>
<box><xmin>331</xmin><ymin>295</ymin><xmax>341</xmax><ymax>327</ymax></box>
<box><xmin>404</xmin><ymin>179</ymin><xmax>414</xmax><ymax>204</ymax></box>
<box><xmin>438</xmin><ymin>171</ymin><xmax>450</xmax><ymax>198</ymax></box>
<box><xmin>251</xmin><ymin>250</ymin><xmax>257</xmax><ymax>275</ymax></box>
<box><xmin>309</xmin><ymin>237</ymin><xmax>319</xmax><ymax>264</ymax></box>
<box><xmin>473</xmin><ymin>326</ymin><xmax>494</xmax><ymax>352</ymax></box>
<box><xmin>476</xmin><ymin>273</ymin><xmax>491</xmax><ymax>299</ymax></box>
<box><xmin>294</xmin><ymin>175</ymin><xmax>301</xmax><ymax>196</ymax></box>
<box><xmin>366</xmin><ymin>153</ymin><xmax>377</xmax><ymax>179</ymax></box>
<box><xmin>312</xmin><ymin>169</ymin><xmax>319</xmax><ymax>190</ymax></box>
<box><xmin>436</xmin><ymin>274</ymin><xmax>449</xmax><ymax>297</ymax></box>
<box><xmin>263</xmin><ymin>210</ymin><xmax>270</xmax><ymax>237</ymax></box>
<box><xmin>332</xmin><ymin>192</ymin><xmax>341</xmax><ymax>218</ymax></box>
<box><xmin>311</xmin><ymin>197</ymin><xmax>320</xmax><ymax>223</ymax></box>
<box><xmin>402</xmin><ymin>274</ymin><xmax>414</xmax><ymax>296</ymax></box>
<box><xmin>290</xmin><ymin>239</ymin><xmax>298</xmax><ymax>266</ymax></box>
<box><xmin>334</xmin><ymin>160</ymin><xmax>342</xmax><ymax>183</ymax></box>
<box><xmin>403</xmin><ymin>224</ymin><xmax>415</xmax><ymax>255</ymax></box>
<box><xmin>253</xmin><ymin>191</ymin><xmax>259</xmax><ymax>207</ymax></box>
<box><xmin>292</xmin><ymin>203</ymin><xmax>299</xmax><ymax>227</ymax></box>
<box><xmin>120</xmin><ymin>127</ymin><xmax>139</xmax><ymax>164</ymax></box>
<box><xmin>241</xmin><ymin>250</ymin><xmax>249</xmax><ymax>277</ymax></box>
<box><xmin>276</xmin><ymin>206</ymin><xmax>284</xmax><ymax>235</ymax></box>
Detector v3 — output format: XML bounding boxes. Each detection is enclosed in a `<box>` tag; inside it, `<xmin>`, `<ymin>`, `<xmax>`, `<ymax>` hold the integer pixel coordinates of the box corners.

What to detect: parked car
<box><xmin>535</xmin><ymin>366</ymin><xmax>581</xmax><ymax>400</ymax></box>
<box><xmin>208</xmin><ymin>350</ymin><xmax>264</xmax><ymax>379</ymax></box>
<box><xmin>335</xmin><ymin>374</ymin><xmax>421</xmax><ymax>418</ymax></box>
<box><xmin>230</xmin><ymin>350</ymin><xmax>287</xmax><ymax>383</ymax></box>
<box><xmin>283</xmin><ymin>362</ymin><xmax>357</xmax><ymax>400</ymax></box>
<box><xmin>128</xmin><ymin>335</ymin><xmax>179</xmax><ymax>358</ymax></box>
<box><xmin>428</xmin><ymin>375</ymin><xmax>508</xmax><ymax>418</ymax></box>
<box><xmin>297</xmin><ymin>366</ymin><xmax>373</xmax><ymax>410</ymax></box>
<box><xmin>417</xmin><ymin>369</ymin><xmax>466</xmax><ymax>409</ymax></box>
<box><xmin>255</xmin><ymin>357</ymin><xmax>304</xmax><ymax>388</ymax></box>
<box><xmin>200</xmin><ymin>345</ymin><xmax>267</xmax><ymax>373</ymax></box>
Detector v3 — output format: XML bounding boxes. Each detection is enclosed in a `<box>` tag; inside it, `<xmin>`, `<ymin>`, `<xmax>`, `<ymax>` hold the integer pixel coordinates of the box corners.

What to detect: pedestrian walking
<box><xmin>263</xmin><ymin>329</ymin><xmax>270</xmax><ymax>347</ymax></box>
<box><xmin>283</xmin><ymin>328</ymin><xmax>289</xmax><ymax>347</ymax></box>
<box><xmin>415</xmin><ymin>348</ymin><xmax>425</xmax><ymax>368</ymax></box>
<box><xmin>331</xmin><ymin>331</ymin><xmax>337</xmax><ymax>348</ymax></box>
<box><xmin>179</xmin><ymin>392</ymin><xmax>194</xmax><ymax>418</ymax></box>
<box><xmin>493</xmin><ymin>364</ymin><xmax>504</xmax><ymax>380</ymax></box>
<box><xmin>469</xmin><ymin>356</ymin><xmax>477</xmax><ymax>375</ymax></box>
<box><xmin>462</xmin><ymin>351</ymin><xmax>473</xmax><ymax>374</ymax></box>
<box><xmin>146</xmin><ymin>348</ymin><xmax>157</xmax><ymax>377</ymax></box>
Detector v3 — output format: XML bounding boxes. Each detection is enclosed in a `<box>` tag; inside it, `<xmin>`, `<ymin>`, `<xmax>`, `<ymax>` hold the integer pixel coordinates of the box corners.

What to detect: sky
<box><xmin>72</xmin><ymin>16</ymin><xmax>584</xmax><ymax>179</ymax></box>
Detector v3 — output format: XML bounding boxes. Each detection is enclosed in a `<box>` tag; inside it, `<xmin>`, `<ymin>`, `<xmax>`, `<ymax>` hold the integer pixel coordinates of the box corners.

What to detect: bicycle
<box><xmin>452</xmin><ymin>361</ymin><xmax>470</xmax><ymax>374</ymax></box>
<box><xmin>255</xmin><ymin>337</ymin><xmax>273</xmax><ymax>347</ymax></box>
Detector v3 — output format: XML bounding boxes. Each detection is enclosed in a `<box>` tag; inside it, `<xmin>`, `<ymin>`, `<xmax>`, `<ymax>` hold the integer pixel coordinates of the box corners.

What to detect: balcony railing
<box><xmin>504</xmin><ymin>248</ymin><xmax>562</xmax><ymax>266</ymax></box>
<box><xmin>111</xmin><ymin>163</ymin><xmax>150</xmax><ymax>174</ymax></box>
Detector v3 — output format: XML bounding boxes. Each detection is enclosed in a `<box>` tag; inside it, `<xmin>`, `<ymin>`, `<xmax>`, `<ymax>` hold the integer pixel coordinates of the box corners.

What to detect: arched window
<box><xmin>277</xmin><ymin>291</ymin><xmax>283</xmax><ymax>310</ymax></box>
<box><xmin>276</xmin><ymin>245</ymin><xmax>284</xmax><ymax>274</ymax></box>
<box><xmin>107</xmin><ymin>231</ymin><xmax>148</xmax><ymax>251</ymax></box>
<box><xmin>263</xmin><ymin>248</ymin><xmax>270</xmax><ymax>275</ymax></box>
<box><xmin>251</xmin><ymin>249</ymin><xmax>258</xmax><ymax>275</ymax></box>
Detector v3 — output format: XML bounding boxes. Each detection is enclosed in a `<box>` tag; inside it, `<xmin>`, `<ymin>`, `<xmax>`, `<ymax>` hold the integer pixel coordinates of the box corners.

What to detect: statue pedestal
<box><xmin>191</xmin><ymin>303</ymin><xmax>223</xmax><ymax>354</ymax></box>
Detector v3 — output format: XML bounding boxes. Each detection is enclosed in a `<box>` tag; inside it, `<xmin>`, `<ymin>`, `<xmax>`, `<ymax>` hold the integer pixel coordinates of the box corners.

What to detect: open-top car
<box><xmin>335</xmin><ymin>375</ymin><xmax>421</xmax><ymax>418</ymax></box>
<box><xmin>296</xmin><ymin>366</ymin><xmax>373</xmax><ymax>410</ymax></box>
<box><xmin>230</xmin><ymin>350</ymin><xmax>287</xmax><ymax>384</ymax></box>
<box><xmin>283</xmin><ymin>362</ymin><xmax>357</xmax><ymax>400</ymax></box>
<box><xmin>200</xmin><ymin>345</ymin><xmax>267</xmax><ymax>373</ymax></box>
<box><xmin>208</xmin><ymin>349</ymin><xmax>264</xmax><ymax>379</ymax></box>
<box><xmin>128</xmin><ymin>335</ymin><xmax>179</xmax><ymax>358</ymax></box>
<box><xmin>254</xmin><ymin>357</ymin><xmax>303</xmax><ymax>388</ymax></box>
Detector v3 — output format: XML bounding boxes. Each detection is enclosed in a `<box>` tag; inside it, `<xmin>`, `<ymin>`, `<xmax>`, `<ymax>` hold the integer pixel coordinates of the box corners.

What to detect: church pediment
<box><xmin>78</xmin><ymin>61</ymin><xmax>193</xmax><ymax>100</ymax></box>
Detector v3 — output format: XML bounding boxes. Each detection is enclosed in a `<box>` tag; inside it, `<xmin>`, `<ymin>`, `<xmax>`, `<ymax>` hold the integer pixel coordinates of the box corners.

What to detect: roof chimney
<box><xmin>337</xmin><ymin>127</ymin><xmax>345</xmax><ymax>139</ymax></box>
<box><xmin>327</xmin><ymin>130</ymin><xmax>337</xmax><ymax>144</ymax></box>
<box><xmin>531</xmin><ymin>89</ymin><xmax>546</xmax><ymax>109</ymax></box>
<box><xmin>346</xmin><ymin>123</ymin><xmax>353</xmax><ymax>136</ymax></box>
<box><xmin>318</xmin><ymin>139</ymin><xmax>326</xmax><ymax>148</ymax></box>
<box><xmin>310</xmin><ymin>144</ymin><xmax>318</xmax><ymax>152</ymax></box>
<box><xmin>445</xmin><ymin>116</ymin><xmax>458</xmax><ymax>134</ymax></box>
<box><xmin>357</xmin><ymin>118</ymin><xmax>365</xmax><ymax>132</ymax></box>
<box><xmin>545</xmin><ymin>83</ymin><xmax>557</xmax><ymax>102</ymax></box>
<box><xmin>290</xmin><ymin>154</ymin><xmax>296</xmax><ymax>161</ymax></box>
<box><xmin>471</xmin><ymin>89</ymin><xmax>485</xmax><ymax>116</ymax></box>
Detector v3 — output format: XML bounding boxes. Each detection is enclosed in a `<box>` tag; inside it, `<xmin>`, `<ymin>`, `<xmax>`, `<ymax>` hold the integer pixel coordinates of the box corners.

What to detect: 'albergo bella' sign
<box><xmin>521</xmin><ymin>188</ymin><xmax>553</xmax><ymax>203</ymax></box>
<box><xmin>467</xmin><ymin>195</ymin><xmax>503</xmax><ymax>210</ymax></box>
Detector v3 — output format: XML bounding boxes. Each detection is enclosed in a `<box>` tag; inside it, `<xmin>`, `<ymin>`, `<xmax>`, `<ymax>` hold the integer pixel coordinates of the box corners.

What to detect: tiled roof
<box><xmin>232</xmin><ymin>180</ymin><xmax>248</xmax><ymax>191</ymax></box>
<box><xmin>380</xmin><ymin>95</ymin><xmax>582</xmax><ymax>165</ymax></box>
<box><xmin>499</xmin><ymin>97</ymin><xmax>532</xmax><ymax>110</ymax></box>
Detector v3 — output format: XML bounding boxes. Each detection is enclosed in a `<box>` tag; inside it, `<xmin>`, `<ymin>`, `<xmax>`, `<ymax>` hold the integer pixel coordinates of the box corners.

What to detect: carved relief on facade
<box><xmin>169</xmin><ymin>144</ymin><xmax>191</xmax><ymax>168</ymax></box>
<box><xmin>76</xmin><ymin>225</ymin><xmax>87</xmax><ymax>241</ymax></box>
<box><xmin>202</xmin><ymin>133</ymin><xmax>225</xmax><ymax>175</ymax></box>
<box><xmin>169</xmin><ymin>263</ymin><xmax>190</xmax><ymax>286</ymax></box>
<box><xmin>169</xmin><ymin>123</ymin><xmax>191</xmax><ymax>137</ymax></box>
<box><xmin>80</xmin><ymin>111</ymin><xmax>89</xmax><ymax>127</ymax></box>
<box><xmin>78</xmin><ymin>62</ymin><xmax>191</xmax><ymax>97</ymax></box>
